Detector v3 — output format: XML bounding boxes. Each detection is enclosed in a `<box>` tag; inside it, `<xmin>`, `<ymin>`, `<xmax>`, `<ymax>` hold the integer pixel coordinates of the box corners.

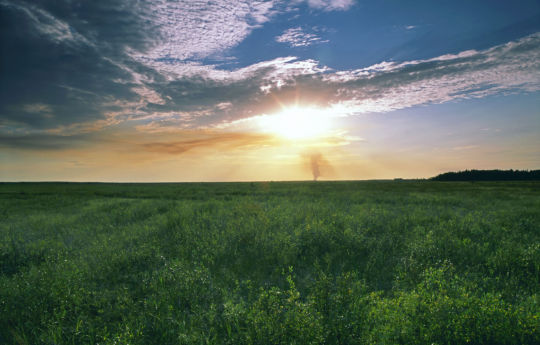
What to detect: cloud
<box><xmin>276</xmin><ymin>27</ymin><xmax>329</xmax><ymax>47</ymax></box>
<box><xmin>323</xmin><ymin>33</ymin><xmax>540</xmax><ymax>113</ymax></box>
<box><xmin>134</xmin><ymin>32</ymin><xmax>540</xmax><ymax>130</ymax></box>
<box><xmin>306</xmin><ymin>0</ymin><xmax>355</xmax><ymax>11</ymax></box>
<box><xmin>0</xmin><ymin>126</ymin><xmax>277</xmax><ymax>156</ymax></box>
<box><xmin>0</xmin><ymin>0</ymin><xmax>306</xmax><ymax>132</ymax></box>
<box><xmin>0</xmin><ymin>0</ymin><xmax>93</xmax><ymax>47</ymax></box>
<box><xmin>142</xmin><ymin>131</ymin><xmax>277</xmax><ymax>155</ymax></box>
<box><xmin>0</xmin><ymin>0</ymin><xmax>144</xmax><ymax>130</ymax></box>
<box><xmin>22</xmin><ymin>103</ymin><xmax>53</xmax><ymax>114</ymax></box>
<box><xmin>134</xmin><ymin>0</ymin><xmax>280</xmax><ymax>61</ymax></box>
<box><xmin>123</xmin><ymin>56</ymin><xmax>331</xmax><ymax>129</ymax></box>
<box><xmin>1</xmin><ymin>0</ymin><xmax>538</xmax><ymax>144</ymax></box>
<box><xmin>0</xmin><ymin>132</ymin><xmax>94</xmax><ymax>150</ymax></box>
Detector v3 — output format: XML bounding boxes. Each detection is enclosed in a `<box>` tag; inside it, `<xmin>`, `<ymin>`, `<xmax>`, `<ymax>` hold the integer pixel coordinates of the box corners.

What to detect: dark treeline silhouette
<box><xmin>432</xmin><ymin>169</ymin><xmax>540</xmax><ymax>181</ymax></box>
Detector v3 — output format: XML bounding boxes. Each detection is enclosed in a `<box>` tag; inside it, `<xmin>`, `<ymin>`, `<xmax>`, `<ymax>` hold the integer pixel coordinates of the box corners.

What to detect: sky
<box><xmin>1</xmin><ymin>0</ymin><xmax>539</xmax><ymax>181</ymax></box>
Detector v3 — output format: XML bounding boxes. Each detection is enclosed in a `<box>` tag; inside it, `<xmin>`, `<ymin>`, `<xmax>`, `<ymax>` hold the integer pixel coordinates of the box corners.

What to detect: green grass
<box><xmin>1</xmin><ymin>181</ymin><xmax>539</xmax><ymax>344</ymax></box>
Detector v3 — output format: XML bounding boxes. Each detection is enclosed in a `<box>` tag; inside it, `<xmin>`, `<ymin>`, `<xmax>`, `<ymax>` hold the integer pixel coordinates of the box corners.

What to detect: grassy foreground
<box><xmin>1</xmin><ymin>181</ymin><xmax>539</xmax><ymax>344</ymax></box>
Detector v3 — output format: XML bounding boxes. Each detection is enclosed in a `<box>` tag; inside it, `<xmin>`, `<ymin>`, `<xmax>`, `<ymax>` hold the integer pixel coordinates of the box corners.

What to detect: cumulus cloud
<box><xmin>276</xmin><ymin>27</ymin><xmax>329</xmax><ymax>47</ymax></box>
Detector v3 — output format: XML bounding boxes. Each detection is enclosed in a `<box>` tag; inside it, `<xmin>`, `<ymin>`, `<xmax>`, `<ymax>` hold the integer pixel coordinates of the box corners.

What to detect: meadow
<box><xmin>0</xmin><ymin>181</ymin><xmax>539</xmax><ymax>344</ymax></box>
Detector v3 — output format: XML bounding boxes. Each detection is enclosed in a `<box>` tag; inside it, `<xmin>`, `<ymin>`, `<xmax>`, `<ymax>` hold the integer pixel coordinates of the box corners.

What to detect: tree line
<box><xmin>432</xmin><ymin>169</ymin><xmax>540</xmax><ymax>181</ymax></box>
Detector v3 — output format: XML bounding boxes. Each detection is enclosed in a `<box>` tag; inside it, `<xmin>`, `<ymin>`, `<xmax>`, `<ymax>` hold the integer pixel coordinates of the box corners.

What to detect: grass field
<box><xmin>1</xmin><ymin>181</ymin><xmax>539</xmax><ymax>344</ymax></box>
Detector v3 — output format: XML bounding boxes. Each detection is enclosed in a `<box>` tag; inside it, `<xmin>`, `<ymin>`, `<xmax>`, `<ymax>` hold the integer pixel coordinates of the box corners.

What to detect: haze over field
<box><xmin>1</xmin><ymin>0</ymin><xmax>539</xmax><ymax>181</ymax></box>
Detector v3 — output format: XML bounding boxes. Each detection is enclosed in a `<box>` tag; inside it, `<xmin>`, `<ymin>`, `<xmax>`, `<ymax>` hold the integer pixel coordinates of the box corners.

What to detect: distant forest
<box><xmin>432</xmin><ymin>169</ymin><xmax>540</xmax><ymax>181</ymax></box>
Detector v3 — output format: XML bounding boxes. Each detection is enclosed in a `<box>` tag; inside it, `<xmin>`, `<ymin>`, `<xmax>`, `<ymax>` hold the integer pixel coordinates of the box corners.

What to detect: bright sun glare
<box><xmin>258</xmin><ymin>107</ymin><xmax>333</xmax><ymax>140</ymax></box>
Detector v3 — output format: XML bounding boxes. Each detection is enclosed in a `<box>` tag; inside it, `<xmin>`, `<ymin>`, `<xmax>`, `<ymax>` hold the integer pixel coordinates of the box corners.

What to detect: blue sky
<box><xmin>1</xmin><ymin>0</ymin><xmax>539</xmax><ymax>181</ymax></box>
<box><xmin>227</xmin><ymin>0</ymin><xmax>540</xmax><ymax>69</ymax></box>
<box><xmin>231</xmin><ymin>1</ymin><xmax>540</xmax><ymax>69</ymax></box>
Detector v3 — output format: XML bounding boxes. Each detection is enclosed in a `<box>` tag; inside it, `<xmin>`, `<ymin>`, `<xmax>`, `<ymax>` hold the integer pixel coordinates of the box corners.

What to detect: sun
<box><xmin>258</xmin><ymin>106</ymin><xmax>333</xmax><ymax>140</ymax></box>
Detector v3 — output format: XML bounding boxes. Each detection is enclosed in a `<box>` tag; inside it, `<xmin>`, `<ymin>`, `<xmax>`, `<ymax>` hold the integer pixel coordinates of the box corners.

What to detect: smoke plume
<box><xmin>305</xmin><ymin>151</ymin><xmax>332</xmax><ymax>181</ymax></box>
<box><xmin>311</xmin><ymin>153</ymin><xmax>322</xmax><ymax>181</ymax></box>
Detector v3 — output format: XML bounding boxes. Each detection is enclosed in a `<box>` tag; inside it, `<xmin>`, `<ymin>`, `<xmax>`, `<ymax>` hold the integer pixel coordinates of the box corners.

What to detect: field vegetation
<box><xmin>1</xmin><ymin>181</ymin><xmax>539</xmax><ymax>344</ymax></box>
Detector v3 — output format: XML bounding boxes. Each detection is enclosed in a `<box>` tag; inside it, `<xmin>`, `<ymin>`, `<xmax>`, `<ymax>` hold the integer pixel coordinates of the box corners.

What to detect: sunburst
<box><xmin>257</xmin><ymin>106</ymin><xmax>333</xmax><ymax>140</ymax></box>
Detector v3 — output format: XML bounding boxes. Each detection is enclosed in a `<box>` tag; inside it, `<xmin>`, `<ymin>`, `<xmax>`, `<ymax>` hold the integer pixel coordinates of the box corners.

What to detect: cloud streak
<box><xmin>142</xmin><ymin>132</ymin><xmax>277</xmax><ymax>155</ymax></box>
<box><xmin>326</xmin><ymin>33</ymin><xmax>540</xmax><ymax>112</ymax></box>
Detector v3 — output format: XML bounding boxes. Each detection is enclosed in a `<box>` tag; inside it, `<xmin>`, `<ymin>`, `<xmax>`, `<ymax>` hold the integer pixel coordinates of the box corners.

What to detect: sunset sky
<box><xmin>1</xmin><ymin>0</ymin><xmax>539</xmax><ymax>181</ymax></box>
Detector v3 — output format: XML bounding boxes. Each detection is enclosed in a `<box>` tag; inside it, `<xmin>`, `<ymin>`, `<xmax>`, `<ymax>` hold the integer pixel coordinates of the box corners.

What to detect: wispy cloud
<box><xmin>453</xmin><ymin>145</ymin><xmax>479</xmax><ymax>151</ymax></box>
<box><xmin>0</xmin><ymin>0</ymin><xmax>93</xmax><ymax>48</ymax></box>
<box><xmin>134</xmin><ymin>32</ymin><xmax>540</xmax><ymax>130</ymax></box>
<box><xmin>276</xmin><ymin>27</ymin><xmax>329</xmax><ymax>47</ymax></box>
<box><xmin>323</xmin><ymin>33</ymin><xmax>540</xmax><ymax>113</ymax></box>
<box><xmin>306</xmin><ymin>0</ymin><xmax>355</xmax><ymax>11</ymax></box>
<box><xmin>142</xmin><ymin>131</ymin><xmax>277</xmax><ymax>155</ymax></box>
<box><xmin>22</xmin><ymin>103</ymin><xmax>53</xmax><ymax>114</ymax></box>
<box><xmin>0</xmin><ymin>132</ymin><xmax>95</xmax><ymax>150</ymax></box>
